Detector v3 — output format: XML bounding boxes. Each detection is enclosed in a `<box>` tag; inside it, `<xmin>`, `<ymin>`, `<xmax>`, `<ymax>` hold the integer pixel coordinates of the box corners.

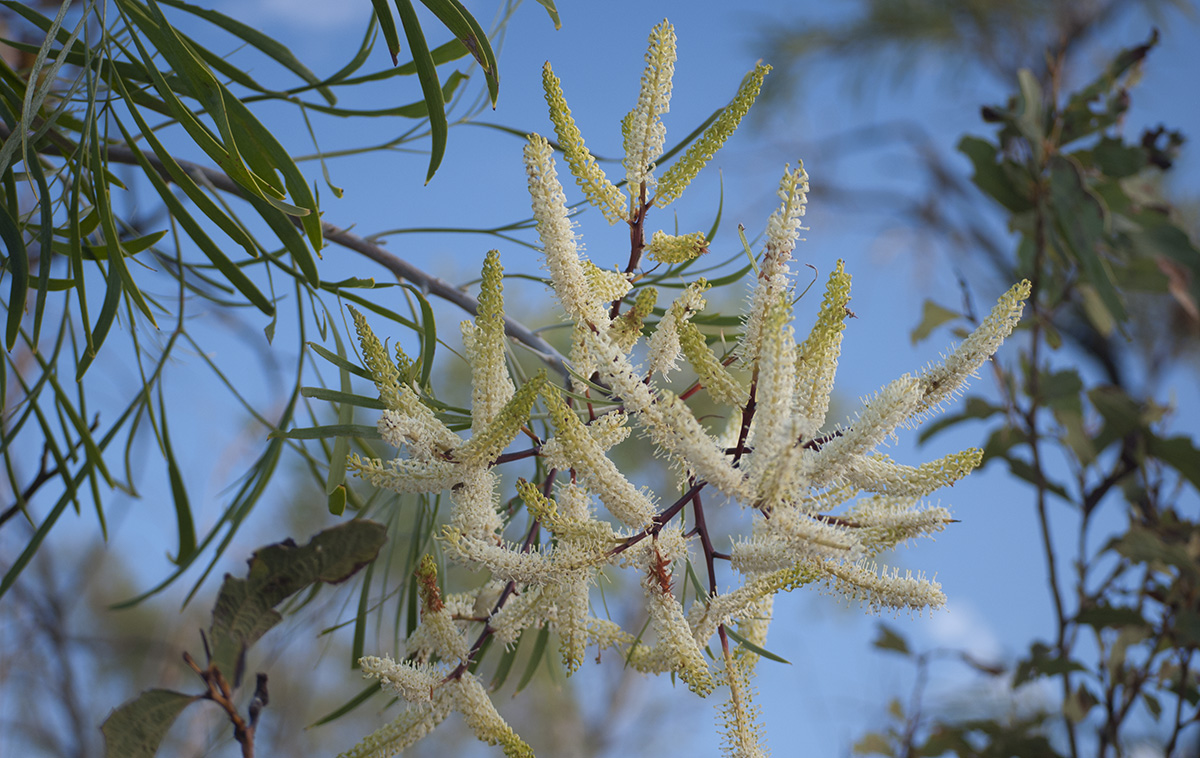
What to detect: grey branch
<box><xmin>2</xmin><ymin>123</ymin><xmax>571</xmax><ymax>379</ymax></box>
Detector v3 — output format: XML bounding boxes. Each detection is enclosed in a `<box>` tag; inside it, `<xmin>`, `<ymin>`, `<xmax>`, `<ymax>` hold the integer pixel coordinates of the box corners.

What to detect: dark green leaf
<box><xmin>1075</xmin><ymin>604</ymin><xmax>1147</xmax><ymax>629</ymax></box>
<box><xmin>1092</xmin><ymin>136</ymin><xmax>1146</xmax><ymax>178</ymax></box>
<box><xmin>0</xmin><ymin>199</ymin><xmax>28</xmax><ymax>350</ymax></box>
<box><xmin>101</xmin><ymin>689</ymin><xmax>198</xmax><ymax>758</ymax></box>
<box><xmin>418</xmin><ymin>0</ymin><xmax>498</xmax><ymax>107</ymax></box>
<box><xmin>515</xmin><ymin>626</ymin><xmax>550</xmax><ymax>694</ymax></box>
<box><xmin>1146</xmin><ymin>434</ymin><xmax>1200</xmax><ymax>493</ymax></box>
<box><xmin>206</xmin><ymin>520</ymin><xmax>387</xmax><ymax>679</ymax></box>
<box><xmin>300</xmin><ymin>387</ymin><xmax>386</xmax><ymax>410</ymax></box>
<box><xmin>910</xmin><ymin>299</ymin><xmax>960</xmax><ymax>345</ymax></box>
<box><xmin>871</xmin><ymin>623</ymin><xmax>911</xmax><ymax>656</ymax></box>
<box><xmin>1040</xmin><ymin>369</ymin><xmax>1082</xmax><ymax>413</ymax></box>
<box><xmin>269</xmin><ymin>424</ymin><xmax>381</xmax><ymax>441</ymax></box>
<box><xmin>370</xmin><ymin>0</ymin><xmax>402</xmax><ymax>65</ymax></box>
<box><xmin>1048</xmin><ymin>155</ymin><xmax>1126</xmax><ymax>324</ymax></box>
<box><xmin>309</xmin><ymin>681</ymin><xmax>382</xmax><ymax>727</ymax></box>
<box><xmin>159</xmin><ymin>403</ymin><xmax>196</xmax><ymax>565</ymax></box>
<box><xmin>157</xmin><ymin>0</ymin><xmax>337</xmax><ymax>105</ymax></box>
<box><xmin>958</xmin><ymin>135</ymin><xmax>1032</xmax><ymax>213</ymax></box>
<box><xmin>724</xmin><ymin>626</ymin><xmax>792</xmax><ymax>664</ymax></box>
<box><xmin>392</xmin><ymin>0</ymin><xmax>447</xmax><ymax>183</ymax></box>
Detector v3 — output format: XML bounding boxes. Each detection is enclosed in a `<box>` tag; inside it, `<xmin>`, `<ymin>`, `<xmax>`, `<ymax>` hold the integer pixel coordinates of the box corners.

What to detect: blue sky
<box><xmin>7</xmin><ymin>1</ymin><xmax>1198</xmax><ymax>756</ymax></box>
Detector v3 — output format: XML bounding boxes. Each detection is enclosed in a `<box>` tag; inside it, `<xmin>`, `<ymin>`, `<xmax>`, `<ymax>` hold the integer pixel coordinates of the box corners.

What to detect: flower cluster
<box><xmin>341</xmin><ymin>19</ymin><xmax>1028</xmax><ymax>758</ymax></box>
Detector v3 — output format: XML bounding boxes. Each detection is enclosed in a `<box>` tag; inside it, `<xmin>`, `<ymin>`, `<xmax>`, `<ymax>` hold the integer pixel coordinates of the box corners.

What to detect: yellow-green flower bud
<box><xmin>657</xmin><ymin>62</ymin><xmax>771</xmax><ymax>207</ymax></box>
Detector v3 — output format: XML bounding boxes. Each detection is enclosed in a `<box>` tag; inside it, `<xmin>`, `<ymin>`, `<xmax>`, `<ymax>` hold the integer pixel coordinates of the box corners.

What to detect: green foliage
<box><xmin>0</xmin><ymin>0</ymin><xmax>539</xmax><ymax>602</ymax></box>
<box><xmin>863</xmin><ymin>29</ymin><xmax>1200</xmax><ymax>758</ymax></box>
<box><xmin>100</xmin><ymin>521</ymin><xmax>386</xmax><ymax>757</ymax></box>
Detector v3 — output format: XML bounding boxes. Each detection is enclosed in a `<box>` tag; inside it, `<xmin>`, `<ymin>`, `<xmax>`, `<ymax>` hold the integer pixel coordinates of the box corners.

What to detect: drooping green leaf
<box><xmin>910</xmin><ymin>299</ymin><xmax>960</xmax><ymax>345</ymax></box>
<box><xmin>871</xmin><ymin>623</ymin><xmax>911</xmax><ymax>656</ymax></box>
<box><xmin>958</xmin><ymin>135</ymin><xmax>1032</xmax><ymax>213</ymax></box>
<box><xmin>418</xmin><ymin>0</ymin><xmax>499</xmax><ymax>107</ymax></box>
<box><xmin>206</xmin><ymin>520</ymin><xmax>387</xmax><ymax>679</ymax></box>
<box><xmin>392</xmin><ymin>0</ymin><xmax>448</xmax><ymax>183</ymax></box>
<box><xmin>1145</xmin><ymin>434</ymin><xmax>1200</xmax><ymax>494</ymax></box>
<box><xmin>101</xmin><ymin>689</ymin><xmax>198</xmax><ymax>758</ymax></box>
<box><xmin>0</xmin><ymin>199</ymin><xmax>29</xmax><ymax>350</ymax></box>
<box><xmin>156</xmin><ymin>0</ymin><xmax>337</xmax><ymax>105</ymax></box>
<box><xmin>1075</xmin><ymin>604</ymin><xmax>1147</xmax><ymax>629</ymax></box>
<box><xmin>309</xmin><ymin>681</ymin><xmax>382</xmax><ymax>727</ymax></box>
<box><xmin>1047</xmin><ymin>155</ymin><xmax>1126</xmax><ymax>325</ymax></box>
<box><xmin>369</xmin><ymin>0</ymin><xmax>402</xmax><ymax>65</ymax></box>
<box><xmin>533</xmin><ymin>0</ymin><xmax>561</xmax><ymax>30</ymax></box>
<box><xmin>268</xmin><ymin>423</ymin><xmax>381</xmax><ymax>441</ymax></box>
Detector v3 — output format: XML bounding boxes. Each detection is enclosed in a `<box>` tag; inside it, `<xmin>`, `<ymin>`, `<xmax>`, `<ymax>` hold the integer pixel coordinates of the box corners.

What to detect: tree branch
<box><xmin>0</xmin><ymin>123</ymin><xmax>572</xmax><ymax>380</ymax></box>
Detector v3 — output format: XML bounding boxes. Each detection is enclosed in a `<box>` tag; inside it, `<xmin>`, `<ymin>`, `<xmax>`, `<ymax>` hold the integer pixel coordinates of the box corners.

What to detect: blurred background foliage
<box><xmin>1</xmin><ymin>0</ymin><xmax>1198</xmax><ymax>756</ymax></box>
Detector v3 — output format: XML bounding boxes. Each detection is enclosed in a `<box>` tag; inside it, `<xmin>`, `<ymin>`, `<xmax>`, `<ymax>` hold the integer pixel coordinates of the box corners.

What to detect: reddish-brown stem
<box><xmin>690</xmin><ymin>486</ymin><xmax>719</xmax><ymax>597</ymax></box>
<box><xmin>182</xmin><ymin>651</ymin><xmax>262</xmax><ymax>758</ymax></box>
<box><xmin>730</xmin><ymin>379</ymin><xmax>758</xmax><ymax>467</ymax></box>
<box><xmin>610</xmin><ymin>480</ymin><xmax>707</xmax><ymax>557</ymax></box>
<box><xmin>448</xmin><ymin>471</ymin><xmax>556</xmax><ymax>681</ymax></box>
<box><xmin>492</xmin><ymin>446</ymin><xmax>542</xmax><ymax>466</ymax></box>
<box><xmin>611</xmin><ymin>182</ymin><xmax>652</xmax><ymax>319</ymax></box>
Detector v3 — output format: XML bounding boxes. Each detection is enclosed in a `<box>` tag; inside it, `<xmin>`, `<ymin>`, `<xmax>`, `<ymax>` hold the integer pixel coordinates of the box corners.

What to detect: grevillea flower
<box><xmin>341</xmin><ymin>20</ymin><xmax>1029</xmax><ymax>758</ymax></box>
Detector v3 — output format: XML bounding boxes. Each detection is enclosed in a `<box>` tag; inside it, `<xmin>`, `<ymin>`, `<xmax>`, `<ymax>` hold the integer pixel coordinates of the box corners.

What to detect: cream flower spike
<box><xmin>466</xmin><ymin>250</ymin><xmax>515</xmax><ymax>431</ymax></box>
<box><xmin>910</xmin><ymin>279</ymin><xmax>1032</xmax><ymax>422</ymax></box>
<box><xmin>738</xmin><ymin>163</ymin><xmax>809</xmax><ymax>367</ymax></box>
<box><xmin>524</xmin><ymin>134</ymin><xmax>610</xmax><ymax>328</ymax></box>
<box><xmin>342</xmin><ymin>21</ymin><xmax>1033</xmax><ymax>758</ymax></box>
<box><xmin>623</xmin><ymin>19</ymin><xmax>676</xmax><ymax>198</ymax></box>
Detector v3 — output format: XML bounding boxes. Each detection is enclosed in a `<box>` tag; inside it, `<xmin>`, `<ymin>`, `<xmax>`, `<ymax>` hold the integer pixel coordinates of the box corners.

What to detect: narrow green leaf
<box><xmin>533</xmin><ymin>0</ymin><xmax>561</xmax><ymax>30</ymax></box>
<box><xmin>403</xmin><ymin>284</ymin><xmax>438</xmax><ymax>389</ymax></box>
<box><xmin>515</xmin><ymin>626</ymin><xmax>550</xmax><ymax>694</ymax></box>
<box><xmin>419</xmin><ymin>0</ymin><xmax>498</xmax><ymax>106</ymax></box>
<box><xmin>157</xmin><ymin>0</ymin><xmax>337</xmax><ymax>104</ymax></box>
<box><xmin>115</xmin><ymin>0</ymin><xmax>284</xmax><ymax>202</ymax></box>
<box><xmin>159</xmin><ymin>403</ymin><xmax>196</xmax><ymax>565</ymax></box>
<box><xmin>724</xmin><ymin>626</ymin><xmax>792</xmax><ymax>664</ymax></box>
<box><xmin>370</xmin><ymin>0</ymin><xmax>402</xmax><ymax>65</ymax></box>
<box><xmin>310</xmin><ymin>681</ymin><xmax>382</xmax><ymax>727</ymax></box>
<box><xmin>351</xmin><ymin>557</ymin><xmax>375</xmax><ymax>664</ymax></box>
<box><xmin>0</xmin><ymin>200</ymin><xmax>28</xmax><ymax>350</ymax></box>
<box><xmin>326</xmin><ymin>323</ymin><xmax>353</xmax><ymax>496</ymax></box>
<box><xmin>300</xmin><ymin>386</ymin><xmax>386</xmax><ymax>410</ymax></box>
<box><xmin>268</xmin><ymin>424</ymin><xmax>381</xmax><ymax>440</ymax></box>
<box><xmin>101</xmin><ymin>689</ymin><xmax>198</xmax><ymax>758</ymax></box>
<box><xmin>392</xmin><ymin>0</ymin><xmax>448</xmax><ymax>182</ymax></box>
<box><xmin>110</xmin><ymin>117</ymin><xmax>275</xmax><ymax>315</ymax></box>
<box><xmin>309</xmin><ymin>342</ymin><xmax>374</xmax><ymax>380</ymax></box>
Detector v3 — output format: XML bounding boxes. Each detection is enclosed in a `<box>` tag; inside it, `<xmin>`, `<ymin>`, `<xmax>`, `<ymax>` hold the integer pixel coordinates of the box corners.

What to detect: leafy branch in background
<box><xmin>0</xmin><ymin>0</ymin><xmax>560</xmax><ymax>603</ymax></box>
<box><xmin>852</xmin><ymin>30</ymin><xmax>1200</xmax><ymax>758</ymax></box>
<box><xmin>316</xmin><ymin>20</ymin><xmax>1030</xmax><ymax>756</ymax></box>
<box><xmin>101</xmin><ymin>520</ymin><xmax>387</xmax><ymax>758</ymax></box>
